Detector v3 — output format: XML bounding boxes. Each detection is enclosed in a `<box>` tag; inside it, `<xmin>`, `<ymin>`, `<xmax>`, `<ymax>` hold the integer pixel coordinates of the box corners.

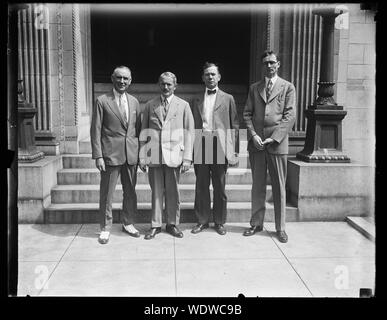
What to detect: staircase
<box><xmin>44</xmin><ymin>146</ymin><xmax>298</xmax><ymax>224</ymax></box>
<box><xmin>43</xmin><ymin>83</ymin><xmax>298</xmax><ymax>223</ymax></box>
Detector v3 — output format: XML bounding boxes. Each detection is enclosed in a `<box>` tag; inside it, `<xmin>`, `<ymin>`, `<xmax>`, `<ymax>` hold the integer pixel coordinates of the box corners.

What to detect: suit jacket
<box><xmin>90</xmin><ymin>90</ymin><xmax>142</xmax><ymax>165</ymax></box>
<box><xmin>191</xmin><ymin>89</ymin><xmax>239</xmax><ymax>162</ymax></box>
<box><xmin>139</xmin><ymin>95</ymin><xmax>195</xmax><ymax>168</ymax></box>
<box><xmin>243</xmin><ymin>77</ymin><xmax>296</xmax><ymax>155</ymax></box>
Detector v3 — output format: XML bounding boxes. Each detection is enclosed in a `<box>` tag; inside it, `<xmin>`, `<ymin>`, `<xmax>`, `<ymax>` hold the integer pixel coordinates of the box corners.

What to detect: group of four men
<box><xmin>90</xmin><ymin>50</ymin><xmax>296</xmax><ymax>245</ymax></box>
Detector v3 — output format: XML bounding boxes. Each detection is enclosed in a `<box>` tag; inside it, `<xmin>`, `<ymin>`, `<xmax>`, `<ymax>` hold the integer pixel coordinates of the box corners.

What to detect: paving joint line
<box><xmin>266</xmin><ymin>227</ymin><xmax>314</xmax><ymax>297</ymax></box>
<box><xmin>173</xmin><ymin>237</ymin><xmax>178</xmax><ymax>297</ymax></box>
<box><xmin>37</xmin><ymin>224</ymin><xmax>83</xmax><ymax>295</ymax></box>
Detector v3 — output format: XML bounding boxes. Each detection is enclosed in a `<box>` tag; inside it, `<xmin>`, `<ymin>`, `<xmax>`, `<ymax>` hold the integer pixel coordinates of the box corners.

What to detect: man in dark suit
<box><xmin>90</xmin><ymin>66</ymin><xmax>142</xmax><ymax>244</ymax></box>
<box><xmin>243</xmin><ymin>50</ymin><xmax>296</xmax><ymax>243</ymax></box>
<box><xmin>190</xmin><ymin>62</ymin><xmax>239</xmax><ymax>235</ymax></box>
<box><xmin>139</xmin><ymin>72</ymin><xmax>195</xmax><ymax>240</ymax></box>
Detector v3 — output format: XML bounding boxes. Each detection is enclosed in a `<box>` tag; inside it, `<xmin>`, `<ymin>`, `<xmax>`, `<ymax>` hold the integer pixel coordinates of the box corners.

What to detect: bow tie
<box><xmin>207</xmin><ymin>89</ymin><xmax>217</xmax><ymax>95</ymax></box>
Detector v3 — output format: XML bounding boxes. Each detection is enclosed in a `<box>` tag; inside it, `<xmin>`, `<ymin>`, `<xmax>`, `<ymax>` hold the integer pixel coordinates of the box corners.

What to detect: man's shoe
<box><xmin>243</xmin><ymin>225</ymin><xmax>263</xmax><ymax>236</ymax></box>
<box><xmin>122</xmin><ymin>224</ymin><xmax>140</xmax><ymax>238</ymax></box>
<box><xmin>277</xmin><ymin>230</ymin><xmax>288</xmax><ymax>243</ymax></box>
<box><xmin>144</xmin><ymin>227</ymin><xmax>161</xmax><ymax>240</ymax></box>
<box><xmin>191</xmin><ymin>223</ymin><xmax>209</xmax><ymax>234</ymax></box>
<box><xmin>214</xmin><ymin>224</ymin><xmax>226</xmax><ymax>235</ymax></box>
<box><xmin>98</xmin><ymin>231</ymin><xmax>110</xmax><ymax>244</ymax></box>
<box><xmin>166</xmin><ymin>224</ymin><xmax>183</xmax><ymax>238</ymax></box>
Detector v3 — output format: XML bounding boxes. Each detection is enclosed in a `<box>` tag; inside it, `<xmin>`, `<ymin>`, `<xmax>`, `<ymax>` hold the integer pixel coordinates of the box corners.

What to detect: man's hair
<box><xmin>159</xmin><ymin>71</ymin><xmax>177</xmax><ymax>85</ymax></box>
<box><xmin>261</xmin><ymin>50</ymin><xmax>279</xmax><ymax>62</ymax></box>
<box><xmin>112</xmin><ymin>65</ymin><xmax>131</xmax><ymax>77</ymax></box>
<box><xmin>202</xmin><ymin>62</ymin><xmax>220</xmax><ymax>74</ymax></box>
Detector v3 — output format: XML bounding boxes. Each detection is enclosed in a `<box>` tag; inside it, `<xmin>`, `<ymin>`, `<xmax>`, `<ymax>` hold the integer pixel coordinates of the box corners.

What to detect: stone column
<box><xmin>18</xmin><ymin>4</ymin><xmax>60</xmax><ymax>155</ymax></box>
<box><xmin>297</xmin><ymin>6</ymin><xmax>350</xmax><ymax>163</ymax></box>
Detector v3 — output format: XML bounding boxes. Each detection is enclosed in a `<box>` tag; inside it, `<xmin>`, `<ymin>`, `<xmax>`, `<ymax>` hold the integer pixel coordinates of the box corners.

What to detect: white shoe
<box><xmin>98</xmin><ymin>231</ymin><xmax>110</xmax><ymax>244</ymax></box>
<box><xmin>122</xmin><ymin>224</ymin><xmax>140</xmax><ymax>237</ymax></box>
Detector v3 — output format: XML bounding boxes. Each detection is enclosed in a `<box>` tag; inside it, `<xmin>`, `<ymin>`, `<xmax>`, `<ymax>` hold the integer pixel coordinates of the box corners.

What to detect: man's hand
<box><xmin>228</xmin><ymin>154</ymin><xmax>239</xmax><ymax>168</ymax></box>
<box><xmin>262</xmin><ymin>138</ymin><xmax>274</xmax><ymax>146</ymax></box>
<box><xmin>252</xmin><ymin>135</ymin><xmax>265</xmax><ymax>150</ymax></box>
<box><xmin>96</xmin><ymin>158</ymin><xmax>105</xmax><ymax>172</ymax></box>
<box><xmin>181</xmin><ymin>160</ymin><xmax>191</xmax><ymax>173</ymax></box>
<box><xmin>139</xmin><ymin>162</ymin><xmax>148</xmax><ymax>172</ymax></box>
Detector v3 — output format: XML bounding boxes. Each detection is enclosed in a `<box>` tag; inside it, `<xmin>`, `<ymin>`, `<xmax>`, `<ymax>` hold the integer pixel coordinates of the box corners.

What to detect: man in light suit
<box><xmin>190</xmin><ymin>62</ymin><xmax>239</xmax><ymax>235</ymax></box>
<box><xmin>139</xmin><ymin>72</ymin><xmax>195</xmax><ymax>240</ymax></box>
<box><xmin>90</xmin><ymin>66</ymin><xmax>142</xmax><ymax>244</ymax></box>
<box><xmin>243</xmin><ymin>50</ymin><xmax>296</xmax><ymax>243</ymax></box>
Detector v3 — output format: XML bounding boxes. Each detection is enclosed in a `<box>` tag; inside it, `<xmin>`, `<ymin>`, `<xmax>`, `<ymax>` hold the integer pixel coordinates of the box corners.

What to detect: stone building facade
<box><xmin>14</xmin><ymin>3</ymin><xmax>376</xmax><ymax>223</ymax></box>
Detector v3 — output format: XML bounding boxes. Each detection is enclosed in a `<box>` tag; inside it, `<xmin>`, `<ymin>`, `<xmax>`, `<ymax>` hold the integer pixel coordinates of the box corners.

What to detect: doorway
<box><xmin>90</xmin><ymin>9</ymin><xmax>251</xmax><ymax>84</ymax></box>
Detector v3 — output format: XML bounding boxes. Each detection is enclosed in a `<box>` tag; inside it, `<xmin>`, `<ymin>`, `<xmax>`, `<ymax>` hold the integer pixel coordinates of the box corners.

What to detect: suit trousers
<box><xmin>194</xmin><ymin>134</ymin><xmax>228</xmax><ymax>225</ymax></box>
<box><xmin>148</xmin><ymin>165</ymin><xmax>181</xmax><ymax>228</ymax></box>
<box><xmin>194</xmin><ymin>163</ymin><xmax>227</xmax><ymax>225</ymax></box>
<box><xmin>99</xmin><ymin>163</ymin><xmax>137</xmax><ymax>231</ymax></box>
<box><xmin>249</xmin><ymin>151</ymin><xmax>287</xmax><ymax>231</ymax></box>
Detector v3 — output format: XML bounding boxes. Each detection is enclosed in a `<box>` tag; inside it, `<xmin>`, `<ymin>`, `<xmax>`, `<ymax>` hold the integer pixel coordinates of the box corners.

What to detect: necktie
<box><xmin>266</xmin><ymin>80</ymin><xmax>273</xmax><ymax>101</ymax></box>
<box><xmin>119</xmin><ymin>94</ymin><xmax>127</xmax><ymax>123</ymax></box>
<box><xmin>162</xmin><ymin>97</ymin><xmax>168</xmax><ymax>120</ymax></box>
<box><xmin>207</xmin><ymin>89</ymin><xmax>216</xmax><ymax>95</ymax></box>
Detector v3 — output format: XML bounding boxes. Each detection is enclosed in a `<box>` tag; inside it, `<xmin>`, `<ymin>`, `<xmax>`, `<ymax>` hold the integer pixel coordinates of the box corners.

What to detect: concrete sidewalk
<box><xmin>17</xmin><ymin>222</ymin><xmax>375</xmax><ymax>297</ymax></box>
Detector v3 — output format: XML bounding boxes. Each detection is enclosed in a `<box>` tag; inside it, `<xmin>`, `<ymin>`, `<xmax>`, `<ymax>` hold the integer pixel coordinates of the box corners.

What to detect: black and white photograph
<box><xmin>7</xmin><ymin>2</ymin><xmax>376</xmax><ymax>302</ymax></box>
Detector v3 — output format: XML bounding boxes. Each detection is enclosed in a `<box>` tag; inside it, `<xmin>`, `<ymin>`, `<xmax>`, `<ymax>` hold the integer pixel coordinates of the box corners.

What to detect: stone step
<box><xmin>62</xmin><ymin>154</ymin><xmax>251</xmax><ymax>169</ymax></box>
<box><xmin>79</xmin><ymin>139</ymin><xmax>92</xmax><ymax>154</ymax></box>
<box><xmin>346</xmin><ymin>216</ymin><xmax>375</xmax><ymax>241</ymax></box>
<box><xmin>57</xmin><ymin>167</ymin><xmax>266</xmax><ymax>185</ymax></box>
<box><xmin>44</xmin><ymin>201</ymin><xmax>299</xmax><ymax>224</ymax></box>
<box><xmin>51</xmin><ymin>184</ymin><xmax>272</xmax><ymax>204</ymax></box>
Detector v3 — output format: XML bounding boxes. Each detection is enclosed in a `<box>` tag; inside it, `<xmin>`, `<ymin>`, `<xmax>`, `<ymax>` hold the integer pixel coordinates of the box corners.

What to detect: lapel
<box><xmin>164</xmin><ymin>96</ymin><xmax>178</xmax><ymax>124</ymax></box>
<box><xmin>125</xmin><ymin>92</ymin><xmax>134</xmax><ymax>127</ymax></box>
<box><xmin>258</xmin><ymin>81</ymin><xmax>267</xmax><ymax>103</ymax></box>
<box><xmin>107</xmin><ymin>90</ymin><xmax>128</xmax><ymax>129</ymax></box>
<box><xmin>197</xmin><ymin>95</ymin><xmax>204</xmax><ymax>122</ymax></box>
<box><xmin>214</xmin><ymin>89</ymin><xmax>225</xmax><ymax>111</ymax></box>
<box><xmin>152</xmin><ymin>97</ymin><xmax>165</xmax><ymax>125</ymax></box>
<box><xmin>267</xmin><ymin>77</ymin><xmax>284</xmax><ymax>103</ymax></box>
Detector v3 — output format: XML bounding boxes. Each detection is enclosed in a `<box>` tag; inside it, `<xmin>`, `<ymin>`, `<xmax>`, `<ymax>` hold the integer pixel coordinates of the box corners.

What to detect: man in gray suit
<box><xmin>90</xmin><ymin>66</ymin><xmax>142</xmax><ymax>244</ymax></box>
<box><xmin>243</xmin><ymin>50</ymin><xmax>296</xmax><ymax>243</ymax></box>
<box><xmin>139</xmin><ymin>72</ymin><xmax>195</xmax><ymax>240</ymax></box>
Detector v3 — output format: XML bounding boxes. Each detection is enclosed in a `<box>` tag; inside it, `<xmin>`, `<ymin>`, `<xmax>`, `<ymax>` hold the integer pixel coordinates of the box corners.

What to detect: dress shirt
<box><xmin>113</xmin><ymin>88</ymin><xmax>128</xmax><ymax>122</ymax></box>
<box><xmin>202</xmin><ymin>87</ymin><xmax>218</xmax><ymax>131</ymax></box>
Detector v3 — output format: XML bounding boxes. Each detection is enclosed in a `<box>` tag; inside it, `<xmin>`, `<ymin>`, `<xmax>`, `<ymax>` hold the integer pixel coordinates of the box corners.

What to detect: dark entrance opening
<box><xmin>91</xmin><ymin>9</ymin><xmax>251</xmax><ymax>84</ymax></box>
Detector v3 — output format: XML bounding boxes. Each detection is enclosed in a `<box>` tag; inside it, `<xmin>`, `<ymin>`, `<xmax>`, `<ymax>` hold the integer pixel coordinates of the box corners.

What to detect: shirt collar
<box><xmin>265</xmin><ymin>75</ymin><xmax>278</xmax><ymax>86</ymax></box>
<box><xmin>161</xmin><ymin>94</ymin><xmax>174</xmax><ymax>104</ymax></box>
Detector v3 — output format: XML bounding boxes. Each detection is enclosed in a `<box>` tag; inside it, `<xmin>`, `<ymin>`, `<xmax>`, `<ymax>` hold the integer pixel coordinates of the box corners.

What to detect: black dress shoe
<box><xmin>144</xmin><ymin>227</ymin><xmax>161</xmax><ymax>240</ymax></box>
<box><xmin>277</xmin><ymin>230</ymin><xmax>288</xmax><ymax>243</ymax></box>
<box><xmin>191</xmin><ymin>223</ymin><xmax>209</xmax><ymax>234</ymax></box>
<box><xmin>214</xmin><ymin>224</ymin><xmax>226</xmax><ymax>235</ymax></box>
<box><xmin>243</xmin><ymin>225</ymin><xmax>263</xmax><ymax>236</ymax></box>
<box><xmin>166</xmin><ymin>224</ymin><xmax>183</xmax><ymax>238</ymax></box>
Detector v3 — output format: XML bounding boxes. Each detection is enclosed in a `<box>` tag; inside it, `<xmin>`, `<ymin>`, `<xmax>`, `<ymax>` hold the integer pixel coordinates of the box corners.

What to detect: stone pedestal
<box><xmin>18</xmin><ymin>156</ymin><xmax>63</xmax><ymax>223</ymax></box>
<box><xmin>287</xmin><ymin>158</ymin><xmax>374</xmax><ymax>221</ymax></box>
<box><xmin>296</xmin><ymin>106</ymin><xmax>350</xmax><ymax>162</ymax></box>
<box><xmin>17</xmin><ymin>80</ymin><xmax>45</xmax><ymax>162</ymax></box>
